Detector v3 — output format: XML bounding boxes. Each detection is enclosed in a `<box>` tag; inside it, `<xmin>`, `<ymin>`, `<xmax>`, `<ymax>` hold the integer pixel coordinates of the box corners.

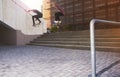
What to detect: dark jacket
<box><xmin>32</xmin><ymin>9</ymin><xmax>43</xmax><ymax>17</ymax></box>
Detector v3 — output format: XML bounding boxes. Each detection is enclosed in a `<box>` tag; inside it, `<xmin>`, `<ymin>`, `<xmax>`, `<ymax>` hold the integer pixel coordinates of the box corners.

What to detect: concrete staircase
<box><xmin>28</xmin><ymin>29</ymin><xmax>120</xmax><ymax>51</ymax></box>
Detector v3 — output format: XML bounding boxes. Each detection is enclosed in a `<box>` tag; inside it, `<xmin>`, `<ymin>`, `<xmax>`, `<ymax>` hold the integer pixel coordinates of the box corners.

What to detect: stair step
<box><xmin>30</xmin><ymin>41</ymin><xmax>120</xmax><ymax>47</ymax></box>
<box><xmin>28</xmin><ymin>43</ymin><xmax>120</xmax><ymax>51</ymax></box>
<box><xmin>31</xmin><ymin>41</ymin><xmax>120</xmax><ymax>46</ymax></box>
<box><xmin>45</xmin><ymin>29</ymin><xmax>120</xmax><ymax>34</ymax></box>
<box><xmin>40</xmin><ymin>35</ymin><xmax>120</xmax><ymax>38</ymax></box>
<box><xmin>34</xmin><ymin>38</ymin><xmax>120</xmax><ymax>42</ymax></box>
<box><xmin>43</xmin><ymin>29</ymin><xmax>120</xmax><ymax>36</ymax></box>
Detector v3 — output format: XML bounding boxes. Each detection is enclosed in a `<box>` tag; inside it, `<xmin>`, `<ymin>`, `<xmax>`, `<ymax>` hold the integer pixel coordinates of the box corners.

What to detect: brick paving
<box><xmin>0</xmin><ymin>45</ymin><xmax>120</xmax><ymax>77</ymax></box>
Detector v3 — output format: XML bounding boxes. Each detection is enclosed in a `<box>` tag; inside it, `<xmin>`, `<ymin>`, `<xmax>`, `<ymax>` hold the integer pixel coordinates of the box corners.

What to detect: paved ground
<box><xmin>0</xmin><ymin>45</ymin><xmax>120</xmax><ymax>77</ymax></box>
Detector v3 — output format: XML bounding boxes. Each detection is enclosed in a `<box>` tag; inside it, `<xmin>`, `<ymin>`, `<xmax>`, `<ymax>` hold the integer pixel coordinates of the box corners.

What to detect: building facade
<box><xmin>43</xmin><ymin>0</ymin><xmax>51</xmax><ymax>28</ymax></box>
<box><xmin>46</xmin><ymin>0</ymin><xmax>120</xmax><ymax>30</ymax></box>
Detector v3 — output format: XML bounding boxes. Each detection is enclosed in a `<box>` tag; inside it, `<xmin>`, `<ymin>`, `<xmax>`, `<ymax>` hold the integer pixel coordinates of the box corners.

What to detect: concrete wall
<box><xmin>0</xmin><ymin>0</ymin><xmax>3</xmax><ymax>21</ymax></box>
<box><xmin>0</xmin><ymin>21</ymin><xmax>41</xmax><ymax>45</ymax></box>
<box><xmin>0</xmin><ymin>0</ymin><xmax>47</xmax><ymax>45</ymax></box>
<box><xmin>0</xmin><ymin>22</ymin><xmax>16</xmax><ymax>45</ymax></box>
<box><xmin>16</xmin><ymin>31</ymin><xmax>40</xmax><ymax>45</ymax></box>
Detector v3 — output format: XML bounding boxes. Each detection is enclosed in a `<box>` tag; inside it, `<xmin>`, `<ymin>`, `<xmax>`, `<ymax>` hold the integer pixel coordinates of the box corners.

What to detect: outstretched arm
<box><xmin>47</xmin><ymin>1</ymin><xmax>65</xmax><ymax>15</ymax></box>
<box><xmin>27</xmin><ymin>10</ymin><xmax>32</xmax><ymax>12</ymax></box>
<box><xmin>27</xmin><ymin>9</ymin><xmax>36</xmax><ymax>12</ymax></box>
<box><xmin>54</xmin><ymin>3</ymin><xmax>65</xmax><ymax>15</ymax></box>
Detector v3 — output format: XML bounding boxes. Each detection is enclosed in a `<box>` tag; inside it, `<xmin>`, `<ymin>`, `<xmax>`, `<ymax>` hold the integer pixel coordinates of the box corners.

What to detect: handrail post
<box><xmin>90</xmin><ymin>19</ymin><xmax>120</xmax><ymax>77</ymax></box>
<box><xmin>90</xmin><ymin>19</ymin><xmax>96</xmax><ymax>77</ymax></box>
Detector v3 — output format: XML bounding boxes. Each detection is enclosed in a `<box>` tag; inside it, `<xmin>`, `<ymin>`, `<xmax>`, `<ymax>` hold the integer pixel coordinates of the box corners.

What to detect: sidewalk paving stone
<box><xmin>0</xmin><ymin>45</ymin><xmax>120</xmax><ymax>77</ymax></box>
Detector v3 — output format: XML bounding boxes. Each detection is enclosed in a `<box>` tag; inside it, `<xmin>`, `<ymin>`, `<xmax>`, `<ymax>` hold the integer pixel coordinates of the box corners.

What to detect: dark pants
<box><xmin>55</xmin><ymin>12</ymin><xmax>64</xmax><ymax>21</ymax></box>
<box><xmin>32</xmin><ymin>14</ymin><xmax>42</xmax><ymax>25</ymax></box>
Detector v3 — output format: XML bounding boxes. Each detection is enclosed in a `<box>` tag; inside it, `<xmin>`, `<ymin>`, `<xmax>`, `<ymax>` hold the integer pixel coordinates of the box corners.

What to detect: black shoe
<box><xmin>39</xmin><ymin>21</ymin><xmax>41</xmax><ymax>24</ymax></box>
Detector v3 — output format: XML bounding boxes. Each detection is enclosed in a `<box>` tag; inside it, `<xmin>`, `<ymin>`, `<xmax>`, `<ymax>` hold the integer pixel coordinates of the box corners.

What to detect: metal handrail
<box><xmin>11</xmin><ymin>0</ymin><xmax>32</xmax><ymax>16</ymax></box>
<box><xmin>90</xmin><ymin>19</ymin><xmax>120</xmax><ymax>77</ymax></box>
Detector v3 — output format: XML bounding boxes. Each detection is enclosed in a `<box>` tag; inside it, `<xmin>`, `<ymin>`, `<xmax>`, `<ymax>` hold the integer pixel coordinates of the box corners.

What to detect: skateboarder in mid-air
<box><xmin>47</xmin><ymin>1</ymin><xmax>65</xmax><ymax>24</ymax></box>
<box><xmin>27</xmin><ymin>9</ymin><xmax>43</xmax><ymax>26</ymax></box>
<box><xmin>52</xmin><ymin>2</ymin><xmax>65</xmax><ymax>24</ymax></box>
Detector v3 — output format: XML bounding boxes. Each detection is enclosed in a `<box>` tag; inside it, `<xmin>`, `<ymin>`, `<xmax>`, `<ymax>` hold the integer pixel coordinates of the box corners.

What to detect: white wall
<box><xmin>0</xmin><ymin>0</ymin><xmax>3</xmax><ymax>21</ymax></box>
<box><xmin>0</xmin><ymin>0</ymin><xmax>47</xmax><ymax>35</ymax></box>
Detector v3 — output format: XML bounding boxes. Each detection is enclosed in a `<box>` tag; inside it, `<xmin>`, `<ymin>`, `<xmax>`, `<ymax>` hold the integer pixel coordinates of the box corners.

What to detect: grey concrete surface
<box><xmin>0</xmin><ymin>45</ymin><xmax>120</xmax><ymax>77</ymax></box>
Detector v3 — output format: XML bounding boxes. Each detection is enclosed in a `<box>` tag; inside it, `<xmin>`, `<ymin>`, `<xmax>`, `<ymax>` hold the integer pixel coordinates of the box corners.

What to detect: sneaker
<box><xmin>54</xmin><ymin>21</ymin><xmax>58</xmax><ymax>24</ymax></box>
<box><xmin>58</xmin><ymin>21</ymin><xmax>61</xmax><ymax>24</ymax></box>
<box><xmin>54</xmin><ymin>21</ymin><xmax>62</xmax><ymax>25</ymax></box>
<box><xmin>39</xmin><ymin>21</ymin><xmax>41</xmax><ymax>24</ymax></box>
